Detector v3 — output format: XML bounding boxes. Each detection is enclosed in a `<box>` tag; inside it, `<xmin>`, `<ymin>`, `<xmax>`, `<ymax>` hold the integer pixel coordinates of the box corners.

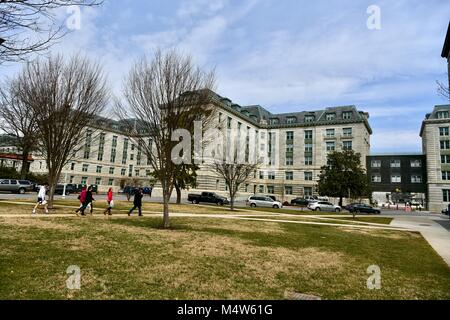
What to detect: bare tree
<box><xmin>0</xmin><ymin>0</ymin><xmax>103</xmax><ymax>63</ymax></box>
<box><xmin>0</xmin><ymin>77</ymin><xmax>38</xmax><ymax>178</ymax></box>
<box><xmin>14</xmin><ymin>54</ymin><xmax>108</xmax><ymax>207</ymax></box>
<box><xmin>437</xmin><ymin>80</ymin><xmax>450</xmax><ymax>102</ymax></box>
<box><xmin>117</xmin><ymin>49</ymin><xmax>215</xmax><ymax>228</ymax></box>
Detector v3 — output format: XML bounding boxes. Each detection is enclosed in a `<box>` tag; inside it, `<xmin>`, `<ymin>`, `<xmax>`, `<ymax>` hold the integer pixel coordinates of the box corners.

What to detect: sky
<box><xmin>1</xmin><ymin>0</ymin><xmax>450</xmax><ymax>153</ymax></box>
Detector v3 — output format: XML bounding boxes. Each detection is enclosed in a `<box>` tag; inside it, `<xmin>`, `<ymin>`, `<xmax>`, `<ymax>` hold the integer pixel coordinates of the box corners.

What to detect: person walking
<box><xmin>85</xmin><ymin>186</ymin><xmax>95</xmax><ymax>215</ymax></box>
<box><xmin>33</xmin><ymin>183</ymin><xmax>49</xmax><ymax>215</ymax></box>
<box><xmin>75</xmin><ymin>187</ymin><xmax>87</xmax><ymax>216</ymax></box>
<box><xmin>103</xmin><ymin>188</ymin><xmax>114</xmax><ymax>216</ymax></box>
<box><xmin>128</xmin><ymin>188</ymin><xmax>144</xmax><ymax>217</ymax></box>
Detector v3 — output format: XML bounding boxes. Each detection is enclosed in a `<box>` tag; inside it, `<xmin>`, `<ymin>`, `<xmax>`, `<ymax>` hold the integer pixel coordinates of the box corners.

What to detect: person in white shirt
<box><xmin>33</xmin><ymin>183</ymin><xmax>49</xmax><ymax>214</ymax></box>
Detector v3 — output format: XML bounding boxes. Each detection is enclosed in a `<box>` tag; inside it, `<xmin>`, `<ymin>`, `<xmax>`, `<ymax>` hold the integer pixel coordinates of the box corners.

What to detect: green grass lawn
<box><xmin>0</xmin><ymin>203</ymin><xmax>449</xmax><ymax>300</ymax></box>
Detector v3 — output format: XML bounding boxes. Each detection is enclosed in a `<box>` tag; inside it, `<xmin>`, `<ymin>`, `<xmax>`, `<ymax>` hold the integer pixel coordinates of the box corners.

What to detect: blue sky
<box><xmin>1</xmin><ymin>0</ymin><xmax>450</xmax><ymax>153</ymax></box>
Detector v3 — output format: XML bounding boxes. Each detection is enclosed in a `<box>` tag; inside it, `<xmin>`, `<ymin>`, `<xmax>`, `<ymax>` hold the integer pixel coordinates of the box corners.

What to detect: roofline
<box><xmin>442</xmin><ymin>21</ymin><xmax>450</xmax><ymax>58</ymax></box>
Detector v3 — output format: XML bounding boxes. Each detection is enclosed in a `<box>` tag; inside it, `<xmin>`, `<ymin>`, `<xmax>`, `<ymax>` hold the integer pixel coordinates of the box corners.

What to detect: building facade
<box><xmin>24</xmin><ymin>91</ymin><xmax>372</xmax><ymax>199</ymax></box>
<box><xmin>442</xmin><ymin>21</ymin><xmax>450</xmax><ymax>90</ymax></box>
<box><xmin>420</xmin><ymin>105</ymin><xmax>450</xmax><ymax>212</ymax></box>
<box><xmin>366</xmin><ymin>154</ymin><xmax>427</xmax><ymax>206</ymax></box>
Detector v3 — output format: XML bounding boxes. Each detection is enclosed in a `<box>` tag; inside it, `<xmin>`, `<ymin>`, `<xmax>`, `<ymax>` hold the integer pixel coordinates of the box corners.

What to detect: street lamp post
<box><xmin>62</xmin><ymin>173</ymin><xmax>67</xmax><ymax>198</ymax></box>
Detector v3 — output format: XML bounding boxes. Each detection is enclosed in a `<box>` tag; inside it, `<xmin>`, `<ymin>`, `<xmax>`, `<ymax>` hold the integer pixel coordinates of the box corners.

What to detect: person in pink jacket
<box><xmin>75</xmin><ymin>187</ymin><xmax>87</xmax><ymax>216</ymax></box>
<box><xmin>103</xmin><ymin>188</ymin><xmax>114</xmax><ymax>216</ymax></box>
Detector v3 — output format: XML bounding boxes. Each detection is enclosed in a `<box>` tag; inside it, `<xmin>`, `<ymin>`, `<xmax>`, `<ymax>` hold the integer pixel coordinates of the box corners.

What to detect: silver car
<box><xmin>247</xmin><ymin>196</ymin><xmax>283</xmax><ymax>209</ymax></box>
<box><xmin>0</xmin><ymin>179</ymin><xmax>34</xmax><ymax>194</ymax></box>
<box><xmin>308</xmin><ymin>201</ymin><xmax>341</xmax><ymax>213</ymax></box>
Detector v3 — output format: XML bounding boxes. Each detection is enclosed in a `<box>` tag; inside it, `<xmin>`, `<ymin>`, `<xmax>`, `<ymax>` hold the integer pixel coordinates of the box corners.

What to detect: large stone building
<box><xmin>442</xmin><ymin>21</ymin><xmax>450</xmax><ymax>90</ymax></box>
<box><xmin>27</xmin><ymin>90</ymin><xmax>372</xmax><ymax>200</ymax></box>
<box><xmin>421</xmin><ymin>105</ymin><xmax>450</xmax><ymax>212</ymax></box>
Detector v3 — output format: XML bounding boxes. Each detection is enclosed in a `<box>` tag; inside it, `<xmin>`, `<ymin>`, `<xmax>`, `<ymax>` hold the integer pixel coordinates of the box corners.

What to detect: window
<box><xmin>286</xmin><ymin>172</ymin><xmax>294</xmax><ymax>181</ymax></box>
<box><xmin>122</xmin><ymin>138</ymin><xmax>129</xmax><ymax>164</ymax></box>
<box><xmin>135</xmin><ymin>169</ymin><xmax>140</xmax><ymax>177</ymax></box>
<box><xmin>259</xmin><ymin>185</ymin><xmax>264</xmax><ymax>193</ymax></box>
<box><xmin>95</xmin><ymin>178</ymin><xmax>102</xmax><ymax>186</ymax></box>
<box><xmin>391</xmin><ymin>175</ymin><xmax>401</xmax><ymax>183</ymax></box>
<box><xmin>326</xmin><ymin>113</ymin><xmax>336</xmax><ymax>121</ymax></box>
<box><xmin>227</xmin><ymin>117</ymin><xmax>232</xmax><ymax>129</ymax></box>
<box><xmin>326</xmin><ymin>129</ymin><xmax>335</xmax><ymax>137</ymax></box>
<box><xmin>130</xmin><ymin>154</ymin><xmax>134</xmax><ymax>161</ymax></box>
<box><xmin>410</xmin><ymin>160</ymin><xmax>422</xmax><ymax>168</ymax></box>
<box><xmin>285</xmin><ymin>186</ymin><xmax>293</xmax><ymax>195</ymax></box>
<box><xmin>286</xmin><ymin>117</ymin><xmax>296</xmax><ymax>124</ymax></box>
<box><xmin>343</xmin><ymin>141</ymin><xmax>353</xmax><ymax>151</ymax></box>
<box><xmin>109</xmin><ymin>167</ymin><xmax>115</xmax><ymax>175</ymax></box>
<box><xmin>441</xmin><ymin>140</ymin><xmax>450</xmax><ymax>150</ymax></box>
<box><xmin>82</xmin><ymin>164</ymin><xmax>89</xmax><ymax>172</ymax></box>
<box><xmin>83</xmin><ymin>130</ymin><xmax>92</xmax><ymax>159</ymax></box>
<box><xmin>411</xmin><ymin>175</ymin><xmax>422</xmax><ymax>183</ymax></box>
<box><xmin>259</xmin><ymin>171</ymin><xmax>264</xmax><ymax>179</ymax></box>
<box><xmin>304</xmin><ymin>130</ymin><xmax>313</xmax><ymax>140</ymax></box>
<box><xmin>371</xmin><ymin>160</ymin><xmax>381</xmax><ymax>168</ymax></box>
<box><xmin>96</xmin><ymin>166</ymin><xmax>102</xmax><ymax>173</ymax></box>
<box><xmin>304</xmin><ymin>187</ymin><xmax>313</xmax><ymax>197</ymax></box>
<box><xmin>146</xmin><ymin>170</ymin><xmax>152</xmax><ymax>177</ymax></box>
<box><xmin>110</xmin><ymin>136</ymin><xmax>118</xmax><ymax>163</ymax></box>
<box><xmin>129</xmin><ymin>165</ymin><xmax>133</xmax><ymax>177</ymax></box>
<box><xmin>108</xmin><ymin>179</ymin><xmax>114</xmax><ymax>186</ymax></box>
<box><xmin>286</xmin><ymin>131</ymin><xmax>294</xmax><ymax>141</ymax></box>
<box><xmin>442</xmin><ymin>155</ymin><xmax>450</xmax><ymax>164</ymax></box>
<box><xmin>305</xmin><ymin>115</ymin><xmax>315</xmax><ymax>123</ymax></box>
<box><xmin>372</xmin><ymin>175</ymin><xmax>381</xmax><ymax>183</ymax></box>
<box><xmin>71</xmin><ymin>163</ymin><xmax>75</xmax><ymax>171</ymax></box>
<box><xmin>121</xmin><ymin>168</ymin><xmax>126</xmax><ymax>176</ymax></box>
<box><xmin>81</xmin><ymin>177</ymin><xmax>88</xmax><ymax>185</ymax></box>
<box><xmin>443</xmin><ymin>189</ymin><xmax>450</xmax><ymax>202</ymax></box>
<box><xmin>268</xmin><ymin>172</ymin><xmax>275</xmax><ymax>180</ymax></box>
<box><xmin>305</xmin><ymin>143</ymin><xmax>313</xmax><ymax>153</ymax></box>
<box><xmin>267</xmin><ymin>186</ymin><xmax>275</xmax><ymax>194</ymax></box>
<box><xmin>437</xmin><ymin>111</ymin><xmax>449</xmax><ymax>119</ymax></box>
<box><xmin>390</xmin><ymin>160</ymin><xmax>401</xmax><ymax>168</ymax></box>
<box><xmin>442</xmin><ymin>171</ymin><xmax>450</xmax><ymax>181</ymax></box>
<box><xmin>440</xmin><ymin>127</ymin><xmax>450</xmax><ymax>136</ymax></box>
<box><xmin>269</xmin><ymin>118</ymin><xmax>279</xmax><ymax>125</ymax></box>
<box><xmin>343</xmin><ymin>128</ymin><xmax>353</xmax><ymax>137</ymax></box>
<box><xmin>305</xmin><ymin>172</ymin><xmax>313</xmax><ymax>181</ymax></box>
<box><xmin>326</xmin><ymin>142</ymin><xmax>335</xmax><ymax>151</ymax></box>
<box><xmin>342</xmin><ymin>111</ymin><xmax>352</xmax><ymax>120</ymax></box>
<box><xmin>98</xmin><ymin>132</ymin><xmax>106</xmax><ymax>161</ymax></box>
<box><xmin>69</xmin><ymin>176</ymin><xmax>74</xmax><ymax>184</ymax></box>
<box><xmin>286</xmin><ymin>157</ymin><xmax>294</xmax><ymax>166</ymax></box>
<box><xmin>305</xmin><ymin>156</ymin><xmax>313</xmax><ymax>166</ymax></box>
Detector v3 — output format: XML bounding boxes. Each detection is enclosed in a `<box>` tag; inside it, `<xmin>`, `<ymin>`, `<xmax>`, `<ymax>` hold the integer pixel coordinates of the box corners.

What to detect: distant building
<box><xmin>420</xmin><ymin>105</ymin><xmax>450</xmax><ymax>212</ymax></box>
<box><xmin>366</xmin><ymin>154</ymin><xmax>427</xmax><ymax>206</ymax></box>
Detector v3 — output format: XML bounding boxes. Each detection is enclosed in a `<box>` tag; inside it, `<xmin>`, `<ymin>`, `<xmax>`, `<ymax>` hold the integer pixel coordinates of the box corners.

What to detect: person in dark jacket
<box><xmin>79</xmin><ymin>186</ymin><xmax>95</xmax><ymax>216</ymax></box>
<box><xmin>128</xmin><ymin>188</ymin><xmax>144</xmax><ymax>217</ymax></box>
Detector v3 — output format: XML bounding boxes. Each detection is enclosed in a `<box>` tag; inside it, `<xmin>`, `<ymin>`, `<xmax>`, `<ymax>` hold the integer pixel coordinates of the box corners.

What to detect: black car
<box><xmin>291</xmin><ymin>198</ymin><xmax>309</xmax><ymax>206</ymax></box>
<box><xmin>54</xmin><ymin>184</ymin><xmax>77</xmax><ymax>195</ymax></box>
<box><xmin>188</xmin><ymin>192</ymin><xmax>229</xmax><ymax>206</ymax></box>
<box><xmin>345</xmin><ymin>203</ymin><xmax>381</xmax><ymax>214</ymax></box>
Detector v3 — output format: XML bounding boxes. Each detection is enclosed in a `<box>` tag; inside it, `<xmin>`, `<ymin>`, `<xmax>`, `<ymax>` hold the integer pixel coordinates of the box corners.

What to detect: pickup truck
<box><xmin>188</xmin><ymin>192</ymin><xmax>229</xmax><ymax>206</ymax></box>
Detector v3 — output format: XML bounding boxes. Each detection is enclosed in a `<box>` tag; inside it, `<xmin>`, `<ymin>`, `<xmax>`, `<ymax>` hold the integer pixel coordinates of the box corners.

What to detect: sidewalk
<box><xmin>391</xmin><ymin>216</ymin><xmax>450</xmax><ymax>266</ymax></box>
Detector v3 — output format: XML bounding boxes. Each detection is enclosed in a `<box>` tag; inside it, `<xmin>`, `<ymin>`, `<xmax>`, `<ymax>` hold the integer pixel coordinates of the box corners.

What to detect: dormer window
<box><xmin>305</xmin><ymin>115</ymin><xmax>315</xmax><ymax>123</ymax></box>
<box><xmin>342</xmin><ymin>112</ymin><xmax>352</xmax><ymax>120</ymax></box>
<box><xmin>437</xmin><ymin>111</ymin><xmax>449</xmax><ymax>119</ymax></box>
<box><xmin>269</xmin><ymin>118</ymin><xmax>280</xmax><ymax>125</ymax></box>
<box><xmin>326</xmin><ymin>113</ymin><xmax>336</xmax><ymax>121</ymax></box>
<box><xmin>286</xmin><ymin>117</ymin><xmax>297</xmax><ymax>124</ymax></box>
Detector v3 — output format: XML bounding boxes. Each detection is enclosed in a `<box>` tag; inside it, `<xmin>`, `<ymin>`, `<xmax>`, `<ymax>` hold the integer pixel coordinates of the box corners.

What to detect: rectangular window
<box><xmin>442</xmin><ymin>155</ymin><xmax>450</xmax><ymax>164</ymax></box>
<box><xmin>343</xmin><ymin>128</ymin><xmax>353</xmax><ymax>137</ymax></box>
<box><xmin>440</xmin><ymin>127</ymin><xmax>450</xmax><ymax>136</ymax></box>
<box><xmin>304</xmin><ymin>187</ymin><xmax>313</xmax><ymax>197</ymax></box>
<box><xmin>95</xmin><ymin>178</ymin><xmax>102</xmax><ymax>186</ymax></box>
<box><xmin>372</xmin><ymin>175</ymin><xmax>381</xmax><ymax>183</ymax></box>
<box><xmin>441</xmin><ymin>140</ymin><xmax>450</xmax><ymax>150</ymax></box>
<box><xmin>442</xmin><ymin>171</ymin><xmax>450</xmax><ymax>181</ymax></box>
<box><xmin>259</xmin><ymin>185</ymin><xmax>264</xmax><ymax>193</ymax></box>
<box><xmin>227</xmin><ymin>117</ymin><xmax>232</xmax><ymax>129</ymax></box>
<box><xmin>411</xmin><ymin>175</ymin><xmax>422</xmax><ymax>183</ymax></box>
<box><xmin>69</xmin><ymin>176</ymin><xmax>75</xmax><ymax>184</ymax></box>
<box><xmin>259</xmin><ymin>171</ymin><xmax>264</xmax><ymax>179</ymax></box>
<box><xmin>326</xmin><ymin>129</ymin><xmax>335</xmax><ymax>137</ymax></box>
<box><xmin>304</xmin><ymin>130</ymin><xmax>313</xmax><ymax>140</ymax></box>
<box><xmin>343</xmin><ymin>141</ymin><xmax>353</xmax><ymax>151</ymax></box>
<box><xmin>285</xmin><ymin>186</ymin><xmax>293</xmax><ymax>195</ymax></box>
<box><xmin>305</xmin><ymin>156</ymin><xmax>313</xmax><ymax>166</ymax></box>
<box><xmin>122</xmin><ymin>138</ymin><xmax>129</xmax><ymax>164</ymax></box>
<box><xmin>82</xmin><ymin>164</ymin><xmax>89</xmax><ymax>172</ymax></box>
<box><xmin>108</xmin><ymin>179</ymin><xmax>114</xmax><ymax>186</ymax></box>
<box><xmin>304</xmin><ymin>115</ymin><xmax>315</xmax><ymax>123</ymax></box>
<box><xmin>390</xmin><ymin>160</ymin><xmax>401</xmax><ymax>168</ymax></box>
<box><xmin>286</xmin><ymin>172</ymin><xmax>294</xmax><ymax>181</ymax></box>
<box><xmin>268</xmin><ymin>172</ymin><xmax>275</xmax><ymax>180</ymax></box>
<box><xmin>286</xmin><ymin>131</ymin><xmax>294</xmax><ymax>141</ymax></box>
<box><xmin>135</xmin><ymin>169</ymin><xmax>140</xmax><ymax>177</ymax></box>
<box><xmin>83</xmin><ymin>130</ymin><xmax>92</xmax><ymax>159</ymax></box>
<box><xmin>443</xmin><ymin>189</ymin><xmax>450</xmax><ymax>202</ymax></box>
<box><xmin>326</xmin><ymin>142</ymin><xmax>335</xmax><ymax>152</ymax></box>
<box><xmin>81</xmin><ymin>177</ymin><xmax>88</xmax><ymax>185</ymax></box>
<box><xmin>305</xmin><ymin>172</ymin><xmax>313</xmax><ymax>181</ymax></box>
<box><xmin>267</xmin><ymin>186</ymin><xmax>275</xmax><ymax>194</ymax></box>
<box><xmin>305</xmin><ymin>143</ymin><xmax>313</xmax><ymax>152</ymax></box>
<box><xmin>371</xmin><ymin>160</ymin><xmax>381</xmax><ymax>168</ymax></box>
<box><xmin>391</xmin><ymin>175</ymin><xmax>401</xmax><ymax>183</ymax></box>
<box><xmin>437</xmin><ymin>111</ymin><xmax>449</xmax><ymax>119</ymax></box>
<box><xmin>410</xmin><ymin>160</ymin><xmax>422</xmax><ymax>168</ymax></box>
<box><xmin>326</xmin><ymin>113</ymin><xmax>336</xmax><ymax>121</ymax></box>
<box><xmin>97</xmin><ymin>132</ymin><xmax>106</xmax><ymax>161</ymax></box>
<box><xmin>109</xmin><ymin>167</ymin><xmax>115</xmax><ymax>175</ymax></box>
<box><xmin>71</xmin><ymin>163</ymin><xmax>75</xmax><ymax>171</ymax></box>
<box><xmin>96</xmin><ymin>166</ymin><xmax>102</xmax><ymax>173</ymax></box>
<box><xmin>110</xmin><ymin>136</ymin><xmax>118</xmax><ymax>163</ymax></box>
<box><xmin>286</xmin><ymin>117</ymin><xmax>296</xmax><ymax>124</ymax></box>
<box><xmin>286</xmin><ymin>157</ymin><xmax>294</xmax><ymax>166</ymax></box>
<box><xmin>121</xmin><ymin>168</ymin><xmax>126</xmax><ymax>176</ymax></box>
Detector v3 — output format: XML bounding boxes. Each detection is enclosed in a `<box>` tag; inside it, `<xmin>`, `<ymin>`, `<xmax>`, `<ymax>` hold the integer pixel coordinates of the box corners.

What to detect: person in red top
<box><xmin>103</xmin><ymin>188</ymin><xmax>114</xmax><ymax>216</ymax></box>
<box><xmin>75</xmin><ymin>187</ymin><xmax>87</xmax><ymax>216</ymax></box>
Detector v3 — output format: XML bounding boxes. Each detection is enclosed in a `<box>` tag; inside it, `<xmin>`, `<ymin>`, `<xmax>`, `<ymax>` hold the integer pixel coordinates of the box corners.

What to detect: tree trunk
<box><xmin>20</xmin><ymin>148</ymin><xmax>30</xmax><ymax>179</ymax></box>
<box><xmin>339</xmin><ymin>196</ymin><xmax>343</xmax><ymax>208</ymax></box>
<box><xmin>163</xmin><ymin>189</ymin><xmax>170</xmax><ymax>228</ymax></box>
<box><xmin>175</xmin><ymin>183</ymin><xmax>182</xmax><ymax>204</ymax></box>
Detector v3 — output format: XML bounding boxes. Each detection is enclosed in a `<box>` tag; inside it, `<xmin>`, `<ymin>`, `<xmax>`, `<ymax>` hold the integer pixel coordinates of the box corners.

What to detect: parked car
<box><xmin>247</xmin><ymin>196</ymin><xmax>283</xmax><ymax>209</ymax></box>
<box><xmin>308</xmin><ymin>201</ymin><xmax>341</xmax><ymax>212</ymax></box>
<box><xmin>0</xmin><ymin>179</ymin><xmax>34</xmax><ymax>194</ymax></box>
<box><xmin>188</xmin><ymin>192</ymin><xmax>229</xmax><ymax>206</ymax></box>
<box><xmin>54</xmin><ymin>184</ymin><xmax>77</xmax><ymax>196</ymax></box>
<box><xmin>344</xmin><ymin>203</ymin><xmax>381</xmax><ymax>214</ymax></box>
<box><xmin>291</xmin><ymin>198</ymin><xmax>309</xmax><ymax>206</ymax></box>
